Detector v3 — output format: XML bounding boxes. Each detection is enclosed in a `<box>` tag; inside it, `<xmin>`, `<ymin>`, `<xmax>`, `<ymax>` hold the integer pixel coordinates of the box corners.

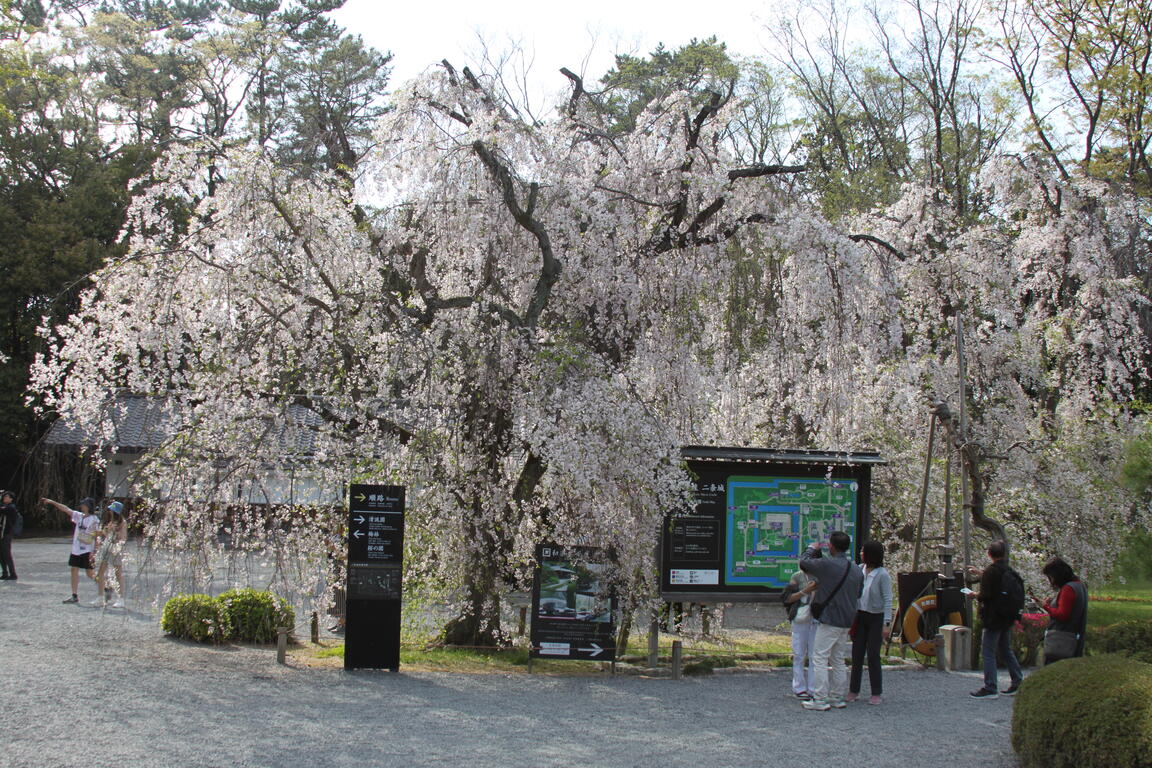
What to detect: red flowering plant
<box><xmin>1013</xmin><ymin>612</ymin><xmax>1048</xmax><ymax>666</ymax></box>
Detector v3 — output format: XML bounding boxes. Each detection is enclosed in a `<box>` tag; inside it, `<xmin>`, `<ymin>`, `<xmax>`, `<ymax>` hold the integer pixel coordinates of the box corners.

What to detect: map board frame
<box><xmin>530</xmin><ymin>543</ymin><xmax>617</xmax><ymax>662</ymax></box>
<box><xmin>660</xmin><ymin>447</ymin><xmax>884</xmax><ymax>603</ymax></box>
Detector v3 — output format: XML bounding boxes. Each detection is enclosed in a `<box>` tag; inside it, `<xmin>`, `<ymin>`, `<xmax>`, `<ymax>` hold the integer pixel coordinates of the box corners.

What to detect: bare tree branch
<box><xmin>727</xmin><ymin>164</ymin><xmax>807</xmax><ymax>180</ymax></box>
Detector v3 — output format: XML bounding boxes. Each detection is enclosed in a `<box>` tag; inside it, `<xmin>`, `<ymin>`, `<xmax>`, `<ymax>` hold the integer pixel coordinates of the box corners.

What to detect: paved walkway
<box><xmin>1</xmin><ymin>537</ymin><xmax>1019</xmax><ymax>768</ymax></box>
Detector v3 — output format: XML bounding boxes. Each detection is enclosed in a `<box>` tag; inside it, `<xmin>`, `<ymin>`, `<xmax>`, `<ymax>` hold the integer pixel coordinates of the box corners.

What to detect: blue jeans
<box><xmin>982</xmin><ymin>624</ymin><xmax>1023</xmax><ymax>691</ymax></box>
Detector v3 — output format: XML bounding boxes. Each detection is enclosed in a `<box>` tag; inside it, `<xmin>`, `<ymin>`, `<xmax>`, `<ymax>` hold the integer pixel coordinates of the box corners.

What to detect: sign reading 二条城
<box><xmin>660</xmin><ymin>447</ymin><xmax>884</xmax><ymax>602</ymax></box>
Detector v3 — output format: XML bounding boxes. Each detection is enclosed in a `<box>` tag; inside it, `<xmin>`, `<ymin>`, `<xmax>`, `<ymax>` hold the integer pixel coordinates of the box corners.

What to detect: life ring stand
<box><xmin>901</xmin><ymin>594</ymin><xmax>964</xmax><ymax>656</ymax></box>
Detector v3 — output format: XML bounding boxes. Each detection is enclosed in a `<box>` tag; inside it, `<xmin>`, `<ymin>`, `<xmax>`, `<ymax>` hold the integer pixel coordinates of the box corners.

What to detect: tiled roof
<box><xmin>44</xmin><ymin>393</ymin><xmax>329</xmax><ymax>454</ymax></box>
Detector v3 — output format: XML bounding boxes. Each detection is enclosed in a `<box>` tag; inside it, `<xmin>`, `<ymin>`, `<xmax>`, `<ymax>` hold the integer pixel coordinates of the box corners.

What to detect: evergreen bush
<box><xmin>160</xmin><ymin>594</ymin><xmax>230</xmax><ymax>644</ymax></box>
<box><xmin>1012</xmin><ymin>655</ymin><xmax>1152</xmax><ymax>768</ymax></box>
<box><xmin>1088</xmin><ymin>620</ymin><xmax>1152</xmax><ymax>663</ymax></box>
<box><xmin>216</xmin><ymin>587</ymin><xmax>295</xmax><ymax>643</ymax></box>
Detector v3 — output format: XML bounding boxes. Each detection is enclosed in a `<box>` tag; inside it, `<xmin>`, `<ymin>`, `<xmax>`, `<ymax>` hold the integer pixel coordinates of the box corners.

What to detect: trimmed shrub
<box><xmin>1012</xmin><ymin>655</ymin><xmax>1152</xmax><ymax>768</ymax></box>
<box><xmin>161</xmin><ymin>594</ymin><xmax>230</xmax><ymax>644</ymax></box>
<box><xmin>1089</xmin><ymin>620</ymin><xmax>1152</xmax><ymax>664</ymax></box>
<box><xmin>217</xmin><ymin>587</ymin><xmax>295</xmax><ymax>643</ymax></box>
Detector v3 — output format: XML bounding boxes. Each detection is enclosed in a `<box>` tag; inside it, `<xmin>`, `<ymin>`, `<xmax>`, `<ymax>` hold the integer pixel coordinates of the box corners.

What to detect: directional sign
<box><xmin>345</xmin><ymin>483</ymin><xmax>405</xmax><ymax>671</ymax></box>
<box><xmin>530</xmin><ymin>543</ymin><xmax>616</xmax><ymax>662</ymax></box>
<box><xmin>348</xmin><ymin>484</ymin><xmax>404</xmax><ymax>565</ymax></box>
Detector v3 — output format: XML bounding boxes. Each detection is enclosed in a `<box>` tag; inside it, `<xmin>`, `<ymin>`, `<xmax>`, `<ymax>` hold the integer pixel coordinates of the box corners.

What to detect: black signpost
<box><xmin>530</xmin><ymin>544</ymin><xmax>616</xmax><ymax>665</ymax></box>
<box><xmin>344</xmin><ymin>483</ymin><xmax>404</xmax><ymax>671</ymax></box>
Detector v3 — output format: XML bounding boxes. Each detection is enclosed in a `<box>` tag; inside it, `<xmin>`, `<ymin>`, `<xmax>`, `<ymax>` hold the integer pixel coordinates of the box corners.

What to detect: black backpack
<box><xmin>997</xmin><ymin>566</ymin><xmax>1026</xmax><ymax>621</ymax></box>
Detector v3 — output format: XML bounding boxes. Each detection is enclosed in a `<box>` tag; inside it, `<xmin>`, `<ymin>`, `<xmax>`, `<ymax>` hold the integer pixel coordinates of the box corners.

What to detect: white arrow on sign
<box><xmin>352</xmin><ymin>529</ymin><xmax>365</xmax><ymax>539</ymax></box>
<box><xmin>578</xmin><ymin>643</ymin><xmax>604</xmax><ymax>657</ymax></box>
<box><xmin>353</xmin><ymin>515</ymin><xmax>365</xmax><ymax>524</ymax></box>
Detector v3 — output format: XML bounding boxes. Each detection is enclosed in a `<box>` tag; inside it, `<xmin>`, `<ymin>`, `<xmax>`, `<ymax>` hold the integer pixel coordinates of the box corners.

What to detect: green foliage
<box><xmin>1121</xmin><ymin>426</ymin><xmax>1152</xmax><ymax>499</ymax></box>
<box><xmin>160</xmin><ymin>593</ymin><xmax>230</xmax><ymax>644</ymax></box>
<box><xmin>599</xmin><ymin>37</ymin><xmax>739</xmax><ymax>133</ymax></box>
<box><xmin>161</xmin><ymin>589</ymin><xmax>293</xmax><ymax>644</ymax></box>
<box><xmin>1087</xmin><ymin>620</ymin><xmax>1152</xmax><ymax>664</ymax></box>
<box><xmin>1011</xmin><ymin>655</ymin><xmax>1152</xmax><ymax>768</ymax></box>
<box><xmin>217</xmin><ymin>587</ymin><xmax>295</xmax><ymax>643</ymax></box>
<box><xmin>1112</xmin><ymin>531</ymin><xmax>1152</xmax><ymax>583</ymax></box>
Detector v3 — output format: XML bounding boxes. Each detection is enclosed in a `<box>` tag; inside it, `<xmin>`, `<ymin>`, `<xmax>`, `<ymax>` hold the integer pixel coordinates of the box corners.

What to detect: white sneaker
<box><xmin>112</xmin><ymin>599</ymin><xmax>125</xmax><ymax>608</ymax></box>
<box><xmin>802</xmin><ymin>699</ymin><xmax>831</xmax><ymax>711</ymax></box>
<box><xmin>88</xmin><ymin>598</ymin><xmax>104</xmax><ymax>606</ymax></box>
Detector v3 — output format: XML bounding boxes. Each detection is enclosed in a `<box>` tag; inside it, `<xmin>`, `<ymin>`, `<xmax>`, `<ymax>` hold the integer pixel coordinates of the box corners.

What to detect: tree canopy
<box><xmin>16</xmin><ymin>1</ymin><xmax>1152</xmax><ymax>642</ymax></box>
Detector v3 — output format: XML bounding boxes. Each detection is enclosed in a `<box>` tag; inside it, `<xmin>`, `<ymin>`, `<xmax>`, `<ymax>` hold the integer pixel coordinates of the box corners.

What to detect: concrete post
<box><xmin>671</xmin><ymin>640</ymin><xmax>683</xmax><ymax>680</ymax></box>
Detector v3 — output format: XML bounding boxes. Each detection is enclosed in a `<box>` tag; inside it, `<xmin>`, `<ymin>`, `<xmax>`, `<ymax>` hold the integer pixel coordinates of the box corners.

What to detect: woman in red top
<box><xmin>1039</xmin><ymin>556</ymin><xmax>1088</xmax><ymax>662</ymax></box>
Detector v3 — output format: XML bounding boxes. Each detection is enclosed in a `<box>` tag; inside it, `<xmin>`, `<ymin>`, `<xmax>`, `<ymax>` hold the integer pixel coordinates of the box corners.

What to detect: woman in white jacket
<box><xmin>845</xmin><ymin>540</ymin><xmax>893</xmax><ymax>705</ymax></box>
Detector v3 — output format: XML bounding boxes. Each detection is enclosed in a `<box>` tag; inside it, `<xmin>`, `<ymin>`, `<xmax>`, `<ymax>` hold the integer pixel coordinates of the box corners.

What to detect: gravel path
<box><xmin>1</xmin><ymin>537</ymin><xmax>1019</xmax><ymax>768</ymax></box>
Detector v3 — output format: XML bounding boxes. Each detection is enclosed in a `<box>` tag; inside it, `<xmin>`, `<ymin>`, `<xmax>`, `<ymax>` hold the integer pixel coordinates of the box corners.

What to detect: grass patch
<box><xmin>1089</xmin><ymin>580</ymin><xmax>1152</xmax><ymax>629</ymax></box>
<box><xmin>292</xmin><ymin>629</ymin><xmax>796</xmax><ymax>675</ymax></box>
<box><xmin>295</xmin><ymin>641</ymin><xmax>617</xmax><ymax>675</ymax></box>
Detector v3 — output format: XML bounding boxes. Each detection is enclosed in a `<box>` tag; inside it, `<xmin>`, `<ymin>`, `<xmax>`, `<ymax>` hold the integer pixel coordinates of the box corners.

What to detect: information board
<box><xmin>661</xmin><ymin>449</ymin><xmax>880</xmax><ymax>601</ymax></box>
<box><xmin>345</xmin><ymin>483</ymin><xmax>404</xmax><ymax>671</ymax></box>
<box><xmin>530</xmin><ymin>544</ymin><xmax>616</xmax><ymax>662</ymax></box>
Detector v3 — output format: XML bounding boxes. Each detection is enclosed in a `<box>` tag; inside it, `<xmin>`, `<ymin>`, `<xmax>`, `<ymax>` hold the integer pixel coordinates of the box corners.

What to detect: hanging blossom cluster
<box><xmin>822</xmin><ymin>159</ymin><xmax>1149</xmax><ymax>579</ymax></box>
<box><xmin>29</xmin><ymin>64</ymin><xmax>1151</xmax><ymax>631</ymax></box>
<box><xmin>30</xmin><ymin>65</ymin><xmax>818</xmax><ymax>635</ymax></box>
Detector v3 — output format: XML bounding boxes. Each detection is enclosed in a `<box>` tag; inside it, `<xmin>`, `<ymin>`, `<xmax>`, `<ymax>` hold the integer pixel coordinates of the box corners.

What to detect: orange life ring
<box><xmin>901</xmin><ymin>594</ymin><xmax>964</xmax><ymax>656</ymax></box>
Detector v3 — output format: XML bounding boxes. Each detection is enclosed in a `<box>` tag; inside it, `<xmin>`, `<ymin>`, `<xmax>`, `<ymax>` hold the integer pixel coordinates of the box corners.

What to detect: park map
<box><xmin>725</xmin><ymin>476</ymin><xmax>858</xmax><ymax>588</ymax></box>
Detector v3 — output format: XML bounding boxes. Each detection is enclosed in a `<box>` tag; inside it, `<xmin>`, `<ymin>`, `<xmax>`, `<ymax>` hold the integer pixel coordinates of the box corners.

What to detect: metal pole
<box><xmin>912</xmin><ymin>414</ymin><xmax>938</xmax><ymax>572</ymax></box>
<box><xmin>944</xmin><ymin>450</ymin><xmax>952</xmax><ymax>546</ymax></box>
<box><xmin>956</xmin><ymin>314</ymin><xmax>972</xmax><ymax>574</ymax></box>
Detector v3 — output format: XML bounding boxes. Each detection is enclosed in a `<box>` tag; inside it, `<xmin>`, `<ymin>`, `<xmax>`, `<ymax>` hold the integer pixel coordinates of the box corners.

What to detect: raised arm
<box><xmin>41</xmin><ymin>498</ymin><xmax>72</xmax><ymax>518</ymax></box>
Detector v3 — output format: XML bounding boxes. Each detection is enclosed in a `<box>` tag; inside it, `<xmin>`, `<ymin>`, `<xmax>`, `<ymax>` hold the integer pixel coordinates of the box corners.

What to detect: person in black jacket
<box><xmin>966</xmin><ymin>540</ymin><xmax>1023</xmax><ymax>699</ymax></box>
<box><xmin>0</xmin><ymin>490</ymin><xmax>17</xmax><ymax>580</ymax></box>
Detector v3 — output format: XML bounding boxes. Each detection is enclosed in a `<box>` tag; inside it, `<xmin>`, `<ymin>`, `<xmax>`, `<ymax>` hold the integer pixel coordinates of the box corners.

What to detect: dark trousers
<box><xmin>850</xmin><ymin>610</ymin><xmax>884</xmax><ymax>695</ymax></box>
<box><xmin>0</xmin><ymin>534</ymin><xmax>14</xmax><ymax>577</ymax></box>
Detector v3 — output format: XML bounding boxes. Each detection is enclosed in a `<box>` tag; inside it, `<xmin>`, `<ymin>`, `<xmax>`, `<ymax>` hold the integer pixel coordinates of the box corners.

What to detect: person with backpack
<box><xmin>1037</xmin><ymin>556</ymin><xmax>1088</xmax><ymax>663</ymax></box>
<box><xmin>0</xmin><ymin>490</ymin><xmax>17</xmax><ymax>580</ymax></box>
<box><xmin>967</xmin><ymin>539</ymin><xmax>1024</xmax><ymax>699</ymax></box>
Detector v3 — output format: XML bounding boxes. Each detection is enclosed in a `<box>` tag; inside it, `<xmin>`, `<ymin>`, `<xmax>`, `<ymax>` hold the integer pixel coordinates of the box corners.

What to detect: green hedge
<box><xmin>1087</xmin><ymin>620</ymin><xmax>1152</xmax><ymax>664</ymax></box>
<box><xmin>217</xmin><ymin>587</ymin><xmax>295</xmax><ymax>643</ymax></box>
<box><xmin>1012</xmin><ymin>655</ymin><xmax>1152</xmax><ymax>768</ymax></box>
<box><xmin>161</xmin><ymin>589</ymin><xmax>294</xmax><ymax>644</ymax></box>
<box><xmin>160</xmin><ymin>594</ymin><xmax>230</xmax><ymax>644</ymax></box>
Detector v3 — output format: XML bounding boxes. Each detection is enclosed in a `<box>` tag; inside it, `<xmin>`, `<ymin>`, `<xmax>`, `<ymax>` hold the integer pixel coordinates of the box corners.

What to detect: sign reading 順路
<box><xmin>345</xmin><ymin>483</ymin><xmax>404</xmax><ymax>671</ymax></box>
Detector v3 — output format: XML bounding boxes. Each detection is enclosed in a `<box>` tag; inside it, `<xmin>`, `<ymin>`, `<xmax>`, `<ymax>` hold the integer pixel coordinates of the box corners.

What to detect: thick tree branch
<box><xmin>471</xmin><ymin>141</ymin><xmax>562</xmax><ymax>328</ymax></box>
<box><xmin>848</xmin><ymin>233</ymin><xmax>908</xmax><ymax>261</ymax></box>
<box><xmin>559</xmin><ymin>67</ymin><xmax>583</xmax><ymax>118</ymax></box>
<box><xmin>727</xmin><ymin>164</ymin><xmax>807</xmax><ymax>180</ymax></box>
